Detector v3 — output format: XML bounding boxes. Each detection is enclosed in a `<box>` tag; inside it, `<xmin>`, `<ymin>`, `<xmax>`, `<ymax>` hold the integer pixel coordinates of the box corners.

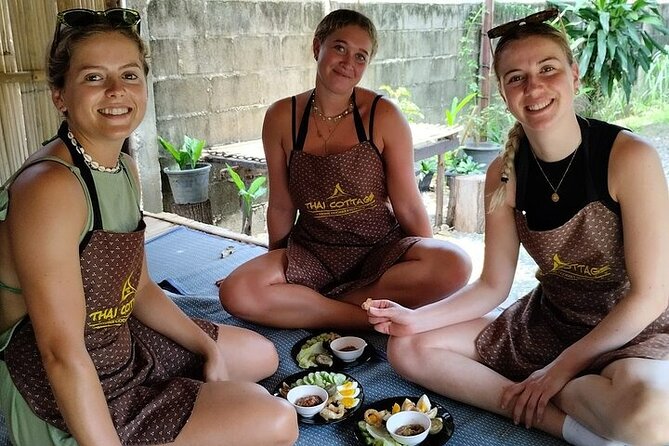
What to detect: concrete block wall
<box><xmin>146</xmin><ymin>0</ymin><xmax>320</xmax><ymax>147</ymax></box>
<box><xmin>142</xmin><ymin>0</ymin><xmax>491</xmax><ymax>148</ymax></box>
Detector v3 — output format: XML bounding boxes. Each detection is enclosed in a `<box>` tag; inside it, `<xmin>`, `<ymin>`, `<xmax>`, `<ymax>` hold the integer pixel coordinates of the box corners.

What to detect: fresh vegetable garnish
<box><xmin>296</xmin><ymin>332</ymin><xmax>340</xmax><ymax>368</ymax></box>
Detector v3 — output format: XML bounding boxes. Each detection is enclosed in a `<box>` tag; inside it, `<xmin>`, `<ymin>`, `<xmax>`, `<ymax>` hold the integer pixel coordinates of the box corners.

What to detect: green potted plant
<box><xmin>443</xmin><ymin>92</ymin><xmax>501</xmax><ymax>168</ymax></box>
<box><xmin>445</xmin><ymin>149</ymin><xmax>485</xmax><ymax>177</ymax></box>
<box><xmin>415</xmin><ymin>157</ymin><xmax>437</xmax><ymax>192</ymax></box>
<box><xmin>158</xmin><ymin>135</ymin><xmax>211</xmax><ymax>205</ymax></box>
<box><xmin>460</xmin><ymin>99</ymin><xmax>510</xmax><ymax>168</ymax></box>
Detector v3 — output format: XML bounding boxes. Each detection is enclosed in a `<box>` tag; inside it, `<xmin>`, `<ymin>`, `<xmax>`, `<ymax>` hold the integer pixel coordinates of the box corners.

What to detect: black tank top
<box><xmin>515</xmin><ymin>116</ymin><xmax>625</xmax><ymax>231</ymax></box>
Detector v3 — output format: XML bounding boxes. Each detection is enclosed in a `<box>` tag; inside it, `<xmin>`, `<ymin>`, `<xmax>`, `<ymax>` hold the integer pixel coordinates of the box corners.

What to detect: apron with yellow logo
<box><xmin>476</xmin><ymin>201</ymin><xmax>669</xmax><ymax>381</ymax></box>
<box><xmin>4</xmin><ymin>123</ymin><xmax>216</xmax><ymax>445</ymax></box>
<box><xmin>285</xmin><ymin>91</ymin><xmax>420</xmax><ymax>297</ymax></box>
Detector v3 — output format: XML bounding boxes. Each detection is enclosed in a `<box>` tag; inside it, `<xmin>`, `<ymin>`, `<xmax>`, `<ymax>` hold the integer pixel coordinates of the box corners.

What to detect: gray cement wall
<box><xmin>144</xmin><ymin>0</ymin><xmax>492</xmax><ymax>146</ymax></box>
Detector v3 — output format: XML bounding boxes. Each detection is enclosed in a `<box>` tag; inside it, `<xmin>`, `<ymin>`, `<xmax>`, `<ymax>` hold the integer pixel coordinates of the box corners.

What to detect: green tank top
<box><xmin>0</xmin><ymin>154</ymin><xmax>141</xmax><ymax>294</ymax></box>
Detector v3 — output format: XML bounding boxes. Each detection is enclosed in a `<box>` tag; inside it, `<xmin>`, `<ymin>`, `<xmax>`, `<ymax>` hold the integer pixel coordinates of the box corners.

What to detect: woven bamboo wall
<box><xmin>0</xmin><ymin>0</ymin><xmax>109</xmax><ymax>183</ymax></box>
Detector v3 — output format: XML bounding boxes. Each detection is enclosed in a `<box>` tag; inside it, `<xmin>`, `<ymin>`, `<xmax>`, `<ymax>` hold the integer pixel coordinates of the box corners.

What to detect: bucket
<box><xmin>164</xmin><ymin>163</ymin><xmax>211</xmax><ymax>204</ymax></box>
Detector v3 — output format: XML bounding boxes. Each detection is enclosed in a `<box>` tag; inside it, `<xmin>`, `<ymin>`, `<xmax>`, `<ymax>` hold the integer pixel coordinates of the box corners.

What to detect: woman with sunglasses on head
<box><xmin>218</xmin><ymin>9</ymin><xmax>472</xmax><ymax>330</ymax></box>
<box><xmin>364</xmin><ymin>10</ymin><xmax>669</xmax><ymax>446</ymax></box>
<box><xmin>0</xmin><ymin>9</ymin><xmax>298</xmax><ymax>446</ymax></box>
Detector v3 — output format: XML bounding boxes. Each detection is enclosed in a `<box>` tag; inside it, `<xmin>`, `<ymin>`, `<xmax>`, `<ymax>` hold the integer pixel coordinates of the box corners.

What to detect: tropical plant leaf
<box><xmin>578</xmin><ymin>40</ymin><xmax>595</xmax><ymax>78</ymax></box>
<box><xmin>444</xmin><ymin>92</ymin><xmax>476</xmax><ymax>127</ymax></box>
<box><xmin>593</xmin><ymin>29</ymin><xmax>607</xmax><ymax>75</ymax></box>
<box><xmin>598</xmin><ymin>11</ymin><xmax>609</xmax><ymax>34</ymax></box>
<box><xmin>158</xmin><ymin>136</ymin><xmax>182</xmax><ymax>166</ymax></box>
<box><xmin>184</xmin><ymin>136</ymin><xmax>205</xmax><ymax>169</ymax></box>
<box><xmin>225</xmin><ymin>164</ymin><xmax>247</xmax><ymax>192</ymax></box>
<box><xmin>247</xmin><ymin>176</ymin><xmax>267</xmax><ymax>196</ymax></box>
<box><xmin>250</xmin><ymin>185</ymin><xmax>268</xmax><ymax>200</ymax></box>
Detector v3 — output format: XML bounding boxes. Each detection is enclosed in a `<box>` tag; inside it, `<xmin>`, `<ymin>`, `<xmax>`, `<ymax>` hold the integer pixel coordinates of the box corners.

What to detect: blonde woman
<box><xmin>365</xmin><ymin>10</ymin><xmax>669</xmax><ymax>446</ymax></box>
<box><xmin>0</xmin><ymin>9</ymin><xmax>297</xmax><ymax>446</ymax></box>
<box><xmin>219</xmin><ymin>9</ymin><xmax>471</xmax><ymax>329</ymax></box>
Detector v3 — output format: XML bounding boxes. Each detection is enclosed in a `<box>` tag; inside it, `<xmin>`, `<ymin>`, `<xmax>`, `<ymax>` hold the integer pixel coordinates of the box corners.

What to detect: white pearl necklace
<box><xmin>67</xmin><ymin>130</ymin><xmax>121</xmax><ymax>173</ymax></box>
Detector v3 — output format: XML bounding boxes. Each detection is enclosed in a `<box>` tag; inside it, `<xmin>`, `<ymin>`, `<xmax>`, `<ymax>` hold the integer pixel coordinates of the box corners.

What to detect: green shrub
<box><xmin>553</xmin><ymin>0</ymin><xmax>669</xmax><ymax>107</ymax></box>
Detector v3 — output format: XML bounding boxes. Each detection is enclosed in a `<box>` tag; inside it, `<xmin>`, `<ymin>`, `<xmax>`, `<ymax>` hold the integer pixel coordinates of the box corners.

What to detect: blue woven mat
<box><xmin>0</xmin><ymin>416</ymin><xmax>7</xmax><ymax>446</ymax></box>
<box><xmin>145</xmin><ymin>226</ymin><xmax>267</xmax><ymax>298</ymax></box>
<box><xmin>0</xmin><ymin>226</ymin><xmax>568</xmax><ymax>446</ymax></box>
<box><xmin>144</xmin><ymin>226</ymin><xmax>567</xmax><ymax>446</ymax></box>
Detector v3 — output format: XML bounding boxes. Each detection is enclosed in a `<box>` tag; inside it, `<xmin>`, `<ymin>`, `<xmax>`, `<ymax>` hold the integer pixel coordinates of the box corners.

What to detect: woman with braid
<box><xmin>364</xmin><ymin>10</ymin><xmax>669</xmax><ymax>446</ymax></box>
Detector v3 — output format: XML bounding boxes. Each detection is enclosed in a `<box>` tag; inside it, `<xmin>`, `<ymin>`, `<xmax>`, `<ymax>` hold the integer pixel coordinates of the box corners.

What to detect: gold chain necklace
<box><xmin>530</xmin><ymin>146</ymin><xmax>578</xmax><ymax>202</ymax></box>
<box><xmin>312</xmin><ymin>94</ymin><xmax>353</xmax><ymax>122</ymax></box>
<box><xmin>312</xmin><ymin>112</ymin><xmax>346</xmax><ymax>154</ymax></box>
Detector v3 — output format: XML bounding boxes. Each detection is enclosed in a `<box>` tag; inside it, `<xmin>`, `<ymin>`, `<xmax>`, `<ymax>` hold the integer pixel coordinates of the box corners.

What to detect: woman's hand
<box><xmin>500</xmin><ymin>359</ymin><xmax>575</xmax><ymax>428</ymax></box>
<box><xmin>363</xmin><ymin>299</ymin><xmax>419</xmax><ymax>336</ymax></box>
<box><xmin>202</xmin><ymin>345</ymin><xmax>230</xmax><ymax>382</ymax></box>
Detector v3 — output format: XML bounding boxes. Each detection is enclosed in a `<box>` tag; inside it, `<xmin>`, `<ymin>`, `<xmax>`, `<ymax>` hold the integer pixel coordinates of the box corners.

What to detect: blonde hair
<box><xmin>488</xmin><ymin>22</ymin><xmax>573</xmax><ymax>212</ymax></box>
<box><xmin>314</xmin><ymin>9</ymin><xmax>378</xmax><ymax>58</ymax></box>
<box><xmin>488</xmin><ymin>122</ymin><xmax>525</xmax><ymax>212</ymax></box>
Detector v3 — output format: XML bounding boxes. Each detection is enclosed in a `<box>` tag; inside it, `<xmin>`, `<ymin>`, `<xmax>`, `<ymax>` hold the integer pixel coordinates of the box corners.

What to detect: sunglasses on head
<box><xmin>50</xmin><ymin>8</ymin><xmax>141</xmax><ymax>57</ymax></box>
<box><xmin>486</xmin><ymin>8</ymin><xmax>559</xmax><ymax>39</ymax></box>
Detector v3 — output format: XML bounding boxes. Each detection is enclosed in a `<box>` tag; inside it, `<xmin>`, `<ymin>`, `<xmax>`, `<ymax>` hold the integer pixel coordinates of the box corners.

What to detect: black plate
<box><xmin>354</xmin><ymin>396</ymin><xmax>455</xmax><ymax>445</ymax></box>
<box><xmin>274</xmin><ymin>370</ymin><xmax>364</xmax><ymax>425</ymax></box>
<box><xmin>291</xmin><ymin>332</ymin><xmax>375</xmax><ymax>370</ymax></box>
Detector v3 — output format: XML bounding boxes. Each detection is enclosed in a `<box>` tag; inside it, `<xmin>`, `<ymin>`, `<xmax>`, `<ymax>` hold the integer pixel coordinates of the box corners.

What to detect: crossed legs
<box><xmin>387</xmin><ymin>317</ymin><xmax>669</xmax><ymax>445</ymax></box>
<box><xmin>218</xmin><ymin>238</ymin><xmax>472</xmax><ymax>329</ymax></box>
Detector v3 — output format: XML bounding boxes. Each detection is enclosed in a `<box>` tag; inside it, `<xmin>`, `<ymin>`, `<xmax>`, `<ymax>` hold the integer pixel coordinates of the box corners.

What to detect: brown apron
<box><xmin>5</xmin><ymin>123</ymin><xmax>217</xmax><ymax>445</ymax></box>
<box><xmin>476</xmin><ymin>201</ymin><xmax>669</xmax><ymax>381</ymax></box>
<box><xmin>285</xmin><ymin>91</ymin><xmax>420</xmax><ymax>297</ymax></box>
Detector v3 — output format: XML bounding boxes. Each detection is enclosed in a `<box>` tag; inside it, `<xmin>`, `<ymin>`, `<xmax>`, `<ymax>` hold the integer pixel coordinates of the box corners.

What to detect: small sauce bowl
<box><xmin>385</xmin><ymin>410</ymin><xmax>431</xmax><ymax>445</ymax></box>
<box><xmin>329</xmin><ymin>336</ymin><xmax>367</xmax><ymax>362</ymax></box>
<box><xmin>286</xmin><ymin>384</ymin><xmax>329</xmax><ymax>418</ymax></box>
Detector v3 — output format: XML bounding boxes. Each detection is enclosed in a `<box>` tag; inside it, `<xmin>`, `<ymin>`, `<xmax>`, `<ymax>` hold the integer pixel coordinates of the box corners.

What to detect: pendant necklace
<box><xmin>67</xmin><ymin>130</ymin><xmax>121</xmax><ymax>173</ymax></box>
<box><xmin>530</xmin><ymin>146</ymin><xmax>578</xmax><ymax>203</ymax></box>
<box><xmin>312</xmin><ymin>112</ymin><xmax>346</xmax><ymax>154</ymax></box>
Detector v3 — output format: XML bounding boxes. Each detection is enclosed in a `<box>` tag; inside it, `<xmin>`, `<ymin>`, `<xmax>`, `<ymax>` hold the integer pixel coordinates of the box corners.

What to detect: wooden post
<box><xmin>449</xmin><ymin>174</ymin><xmax>486</xmax><ymax>233</ymax></box>
<box><xmin>434</xmin><ymin>152</ymin><xmax>446</xmax><ymax>226</ymax></box>
<box><xmin>170</xmin><ymin>199</ymin><xmax>213</xmax><ymax>225</ymax></box>
<box><xmin>445</xmin><ymin>174</ymin><xmax>456</xmax><ymax>227</ymax></box>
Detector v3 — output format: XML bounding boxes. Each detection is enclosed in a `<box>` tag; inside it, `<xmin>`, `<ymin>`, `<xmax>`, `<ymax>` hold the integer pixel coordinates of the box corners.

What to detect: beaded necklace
<box><xmin>67</xmin><ymin>130</ymin><xmax>121</xmax><ymax>173</ymax></box>
<box><xmin>311</xmin><ymin>94</ymin><xmax>354</xmax><ymax>122</ymax></box>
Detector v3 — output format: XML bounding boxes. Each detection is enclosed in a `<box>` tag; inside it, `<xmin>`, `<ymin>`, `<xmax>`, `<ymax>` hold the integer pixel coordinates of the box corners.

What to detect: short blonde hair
<box><xmin>314</xmin><ymin>9</ymin><xmax>378</xmax><ymax>59</ymax></box>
